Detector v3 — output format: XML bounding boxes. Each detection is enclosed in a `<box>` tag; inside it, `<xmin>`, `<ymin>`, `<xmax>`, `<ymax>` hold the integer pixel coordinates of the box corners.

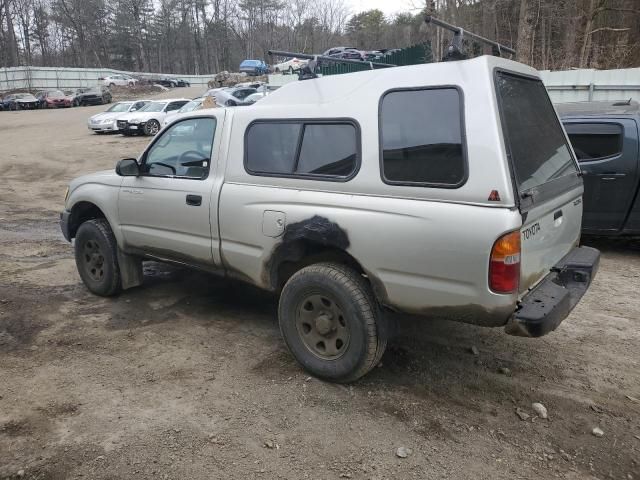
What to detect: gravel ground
<box><xmin>0</xmin><ymin>88</ymin><xmax>638</xmax><ymax>480</ymax></box>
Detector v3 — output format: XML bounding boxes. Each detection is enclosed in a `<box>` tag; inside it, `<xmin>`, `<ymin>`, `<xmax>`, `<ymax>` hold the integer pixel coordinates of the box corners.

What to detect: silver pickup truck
<box><xmin>61</xmin><ymin>56</ymin><xmax>600</xmax><ymax>382</ymax></box>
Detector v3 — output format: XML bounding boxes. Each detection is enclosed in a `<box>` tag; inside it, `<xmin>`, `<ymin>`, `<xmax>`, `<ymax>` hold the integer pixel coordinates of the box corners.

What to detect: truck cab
<box><xmin>61</xmin><ymin>56</ymin><xmax>599</xmax><ymax>382</ymax></box>
<box><xmin>557</xmin><ymin>100</ymin><xmax>640</xmax><ymax>235</ymax></box>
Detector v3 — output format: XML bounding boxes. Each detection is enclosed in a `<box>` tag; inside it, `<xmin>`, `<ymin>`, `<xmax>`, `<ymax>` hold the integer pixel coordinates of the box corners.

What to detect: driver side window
<box><xmin>142</xmin><ymin>117</ymin><xmax>216</xmax><ymax>179</ymax></box>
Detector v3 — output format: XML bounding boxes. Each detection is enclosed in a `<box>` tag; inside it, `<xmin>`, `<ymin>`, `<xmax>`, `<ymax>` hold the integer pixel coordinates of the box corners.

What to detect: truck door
<box><xmin>563</xmin><ymin>120</ymin><xmax>639</xmax><ymax>233</ymax></box>
<box><xmin>118</xmin><ymin>111</ymin><xmax>226</xmax><ymax>268</ymax></box>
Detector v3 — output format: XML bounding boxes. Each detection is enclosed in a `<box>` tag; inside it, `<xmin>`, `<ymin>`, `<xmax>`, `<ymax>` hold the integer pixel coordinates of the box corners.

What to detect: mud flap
<box><xmin>117</xmin><ymin>249</ymin><xmax>143</xmax><ymax>290</ymax></box>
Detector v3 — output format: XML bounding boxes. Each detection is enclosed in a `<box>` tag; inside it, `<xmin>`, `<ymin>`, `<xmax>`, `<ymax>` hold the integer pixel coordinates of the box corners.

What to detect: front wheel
<box><xmin>74</xmin><ymin>218</ymin><xmax>121</xmax><ymax>296</ymax></box>
<box><xmin>278</xmin><ymin>263</ymin><xmax>387</xmax><ymax>383</ymax></box>
<box><xmin>144</xmin><ymin>119</ymin><xmax>160</xmax><ymax>136</ymax></box>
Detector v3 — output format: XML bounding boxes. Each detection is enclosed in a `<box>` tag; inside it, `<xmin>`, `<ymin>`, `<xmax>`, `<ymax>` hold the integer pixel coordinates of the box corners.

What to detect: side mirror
<box><xmin>116</xmin><ymin>158</ymin><xmax>139</xmax><ymax>176</ymax></box>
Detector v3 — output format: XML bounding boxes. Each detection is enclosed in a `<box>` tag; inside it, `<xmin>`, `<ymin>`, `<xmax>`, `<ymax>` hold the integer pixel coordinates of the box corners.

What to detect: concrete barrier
<box><xmin>0</xmin><ymin>66</ymin><xmax>216</xmax><ymax>92</ymax></box>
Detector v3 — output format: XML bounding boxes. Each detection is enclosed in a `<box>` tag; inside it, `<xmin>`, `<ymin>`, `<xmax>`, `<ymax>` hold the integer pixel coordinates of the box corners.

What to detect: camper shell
<box><xmin>61</xmin><ymin>55</ymin><xmax>599</xmax><ymax>382</ymax></box>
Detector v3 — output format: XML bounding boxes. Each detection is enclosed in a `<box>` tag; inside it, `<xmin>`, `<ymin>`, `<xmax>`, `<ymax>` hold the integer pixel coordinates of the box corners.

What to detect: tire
<box><xmin>109</xmin><ymin>83</ymin><xmax>115</xmax><ymax>88</ymax></box>
<box><xmin>74</xmin><ymin>218</ymin><xmax>121</xmax><ymax>297</ymax></box>
<box><xmin>225</xmin><ymin>99</ymin><xmax>237</xmax><ymax>107</ymax></box>
<box><xmin>144</xmin><ymin>119</ymin><xmax>160</xmax><ymax>136</ymax></box>
<box><xmin>128</xmin><ymin>82</ymin><xmax>134</xmax><ymax>87</ymax></box>
<box><xmin>288</xmin><ymin>66</ymin><xmax>294</xmax><ymax>74</ymax></box>
<box><xmin>73</xmin><ymin>99</ymin><xmax>80</xmax><ymax>107</ymax></box>
<box><xmin>278</xmin><ymin>263</ymin><xmax>387</xmax><ymax>383</ymax></box>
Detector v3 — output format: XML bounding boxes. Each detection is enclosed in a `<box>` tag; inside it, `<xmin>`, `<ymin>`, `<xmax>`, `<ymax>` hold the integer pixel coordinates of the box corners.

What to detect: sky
<box><xmin>346</xmin><ymin>0</ymin><xmax>422</xmax><ymax>18</ymax></box>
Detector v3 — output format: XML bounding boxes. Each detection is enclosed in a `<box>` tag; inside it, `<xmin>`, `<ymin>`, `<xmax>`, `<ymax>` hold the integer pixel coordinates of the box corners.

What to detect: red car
<box><xmin>37</xmin><ymin>90</ymin><xmax>72</xmax><ymax>108</ymax></box>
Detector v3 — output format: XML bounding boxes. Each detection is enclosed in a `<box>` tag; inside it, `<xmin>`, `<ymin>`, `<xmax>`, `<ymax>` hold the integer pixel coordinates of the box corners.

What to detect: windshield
<box><xmin>241</xmin><ymin>60</ymin><xmax>259</xmax><ymax>66</ymax></box>
<box><xmin>107</xmin><ymin>102</ymin><xmax>133</xmax><ymax>113</ymax></box>
<box><xmin>48</xmin><ymin>90</ymin><xmax>65</xmax><ymax>98</ymax></box>
<box><xmin>495</xmin><ymin>72</ymin><xmax>577</xmax><ymax>192</ymax></box>
<box><xmin>179</xmin><ymin>100</ymin><xmax>201</xmax><ymax>113</ymax></box>
<box><xmin>140</xmin><ymin>102</ymin><xmax>166</xmax><ymax>112</ymax></box>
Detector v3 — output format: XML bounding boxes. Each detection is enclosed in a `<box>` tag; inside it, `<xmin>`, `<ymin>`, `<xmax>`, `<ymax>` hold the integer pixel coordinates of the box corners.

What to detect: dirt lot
<box><xmin>0</xmin><ymin>88</ymin><xmax>639</xmax><ymax>480</ymax></box>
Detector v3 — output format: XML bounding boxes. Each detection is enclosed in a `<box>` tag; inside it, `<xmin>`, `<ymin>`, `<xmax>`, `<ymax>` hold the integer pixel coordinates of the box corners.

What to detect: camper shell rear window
<box><xmin>494</xmin><ymin>71</ymin><xmax>578</xmax><ymax>194</ymax></box>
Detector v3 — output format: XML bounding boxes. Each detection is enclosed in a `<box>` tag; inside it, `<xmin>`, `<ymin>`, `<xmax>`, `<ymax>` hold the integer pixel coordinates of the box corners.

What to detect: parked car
<box><xmin>162</xmin><ymin>98</ymin><xmax>204</xmax><ymax>127</ymax></box>
<box><xmin>70</xmin><ymin>86</ymin><xmax>112</xmax><ymax>106</ymax></box>
<box><xmin>1</xmin><ymin>93</ymin><xmax>40</xmax><ymax>110</ymax></box>
<box><xmin>88</xmin><ymin>100</ymin><xmax>151</xmax><ymax>133</ymax></box>
<box><xmin>557</xmin><ymin>100</ymin><xmax>640</xmax><ymax>235</ymax></box>
<box><xmin>116</xmin><ymin>99</ymin><xmax>190</xmax><ymax>136</ymax></box>
<box><xmin>213</xmin><ymin>87</ymin><xmax>258</xmax><ymax>107</ymax></box>
<box><xmin>61</xmin><ymin>56</ymin><xmax>599</xmax><ymax>383</ymax></box>
<box><xmin>36</xmin><ymin>89</ymin><xmax>73</xmax><ymax>108</ymax></box>
<box><xmin>100</xmin><ymin>74</ymin><xmax>138</xmax><ymax>88</ymax></box>
<box><xmin>245</xmin><ymin>92</ymin><xmax>268</xmax><ymax>105</ymax></box>
<box><xmin>322</xmin><ymin>47</ymin><xmax>364</xmax><ymax>60</ymax></box>
<box><xmin>151</xmin><ymin>77</ymin><xmax>180</xmax><ymax>88</ymax></box>
<box><xmin>273</xmin><ymin>57</ymin><xmax>308</xmax><ymax>74</ymax></box>
<box><xmin>239</xmin><ymin>60</ymin><xmax>269</xmax><ymax>76</ymax></box>
<box><xmin>364</xmin><ymin>50</ymin><xmax>384</xmax><ymax>61</ymax></box>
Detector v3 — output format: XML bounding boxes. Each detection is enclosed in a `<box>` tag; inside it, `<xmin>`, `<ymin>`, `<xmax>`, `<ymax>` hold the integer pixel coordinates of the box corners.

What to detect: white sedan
<box><xmin>87</xmin><ymin>100</ymin><xmax>151</xmax><ymax>133</ymax></box>
<box><xmin>162</xmin><ymin>98</ymin><xmax>205</xmax><ymax>127</ymax></box>
<box><xmin>101</xmin><ymin>74</ymin><xmax>138</xmax><ymax>87</ymax></box>
<box><xmin>115</xmin><ymin>99</ymin><xmax>190</xmax><ymax>136</ymax></box>
<box><xmin>273</xmin><ymin>57</ymin><xmax>308</xmax><ymax>74</ymax></box>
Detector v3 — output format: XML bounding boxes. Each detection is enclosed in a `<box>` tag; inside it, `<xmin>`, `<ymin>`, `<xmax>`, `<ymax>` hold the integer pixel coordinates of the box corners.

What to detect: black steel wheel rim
<box><xmin>295</xmin><ymin>293</ymin><xmax>350</xmax><ymax>360</ymax></box>
<box><xmin>82</xmin><ymin>239</ymin><xmax>106</xmax><ymax>282</ymax></box>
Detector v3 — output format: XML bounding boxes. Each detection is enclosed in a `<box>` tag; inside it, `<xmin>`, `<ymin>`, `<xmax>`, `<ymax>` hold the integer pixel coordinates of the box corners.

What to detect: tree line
<box><xmin>0</xmin><ymin>0</ymin><xmax>638</xmax><ymax>75</ymax></box>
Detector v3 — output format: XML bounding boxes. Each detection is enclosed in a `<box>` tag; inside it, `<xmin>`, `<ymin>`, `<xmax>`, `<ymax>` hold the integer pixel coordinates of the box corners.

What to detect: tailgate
<box><xmin>519</xmin><ymin>185</ymin><xmax>583</xmax><ymax>293</ymax></box>
<box><xmin>494</xmin><ymin>70</ymin><xmax>584</xmax><ymax>293</ymax></box>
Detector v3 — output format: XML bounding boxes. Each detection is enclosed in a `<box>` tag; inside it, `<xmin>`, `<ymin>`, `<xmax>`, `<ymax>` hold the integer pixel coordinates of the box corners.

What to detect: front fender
<box><xmin>65</xmin><ymin>180</ymin><xmax>123</xmax><ymax>245</ymax></box>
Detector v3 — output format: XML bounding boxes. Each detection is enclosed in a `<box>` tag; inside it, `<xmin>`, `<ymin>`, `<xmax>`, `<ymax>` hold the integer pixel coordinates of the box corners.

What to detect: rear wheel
<box><xmin>278</xmin><ymin>263</ymin><xmax>387</xmax><ymax>383</ymax></box>
<box><xmin>144</xmin><ymin>119</ymin><xmax>160</xmax><ymax>136</ymax></box>
<box><xmin>288</xmin><ymin>66</ymin><xmax>294</xmax><ymax>74</ymax></box>
<box><xmin>74</xmin><ymin>219</ymin><xmax>121</xmax><ymax>296</ymax></box>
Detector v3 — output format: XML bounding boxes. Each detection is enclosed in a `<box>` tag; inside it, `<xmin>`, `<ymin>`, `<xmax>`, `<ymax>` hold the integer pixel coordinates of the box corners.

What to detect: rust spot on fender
<box><xmin>264</xmin><ymin>216</ymin><xmax>350</xmax><ymax>289</ymax></box>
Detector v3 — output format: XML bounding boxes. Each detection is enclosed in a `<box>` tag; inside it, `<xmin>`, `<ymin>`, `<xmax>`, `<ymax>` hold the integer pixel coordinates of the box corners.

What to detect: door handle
<box><xmin>600</xmin><ymin>174</ymin><xmax>625</xmax><ymax>181</ymax></box>
<box><xmin>186</xmin><ymin>194</ymin><xmax>202</xmax><ymax>206</ymax></box>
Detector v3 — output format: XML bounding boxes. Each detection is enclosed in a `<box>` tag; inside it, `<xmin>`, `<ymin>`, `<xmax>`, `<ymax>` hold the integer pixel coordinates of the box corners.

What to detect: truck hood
<box><xmin>69</xmin><ymin>169</ymin><xmax>123</xmax><ymax>193</ymax></box>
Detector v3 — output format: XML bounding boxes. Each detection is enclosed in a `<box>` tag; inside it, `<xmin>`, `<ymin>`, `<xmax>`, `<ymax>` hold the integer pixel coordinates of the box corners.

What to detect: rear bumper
<box><xmin>505</xmin><ymin>246</ymin><xmax>600</xmax><ymax>337</ymax></box>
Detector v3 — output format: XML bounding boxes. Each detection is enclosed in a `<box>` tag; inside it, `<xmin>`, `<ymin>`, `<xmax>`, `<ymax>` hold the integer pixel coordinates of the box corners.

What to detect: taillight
<box><xmin>489</xmin><ymin>230</ymin><xmax>521</xmax><ymax>293</ymax></box>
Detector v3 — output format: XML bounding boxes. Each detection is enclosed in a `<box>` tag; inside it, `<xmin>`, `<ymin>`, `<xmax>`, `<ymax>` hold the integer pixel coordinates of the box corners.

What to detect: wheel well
<box><xmin>274</xmin><ymin>240</ymin><xmax>364</xmax><ymax>289</ymax></box>
<box><xmin>69</xmin><ymin>202</ymin><xmax>106</xmax><ymax>239</ymax></box>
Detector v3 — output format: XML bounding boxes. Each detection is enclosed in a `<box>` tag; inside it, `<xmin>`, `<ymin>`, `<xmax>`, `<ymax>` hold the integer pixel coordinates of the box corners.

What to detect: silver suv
<box><xmin>61</xmin><ymin>56</ymin><xmax>599</xmax><ymax>382</ymax></box>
